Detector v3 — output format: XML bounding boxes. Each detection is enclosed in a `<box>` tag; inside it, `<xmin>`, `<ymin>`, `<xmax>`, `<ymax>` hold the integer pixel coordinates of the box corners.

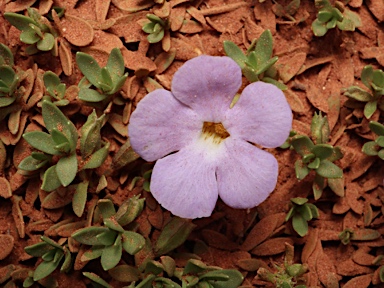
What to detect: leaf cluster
<box><xmin>311</xmin><ymin>0</ymin><xmax>361</xmax><ymax>36</ymax></box>
<box><xmin>23</xmin><ymin>236</ymin><xmax>71</xmax><ymax>285</ymax></box>
<box><xmin>18</xmin><ymin>101</ymin><xmax>109</xmax><ymax>216</ymax></box>
<box><xmin>285</xmin><ymin>197</ymin><xmax>319</xmax><ymax>237</ymax></box>
<box><xmin>43</xmin><ymin>71</ymin><xmax>69</xmax><ymax>106</ymax></box>
<box><xmin>223</xmin><ymin>30</ymin><xmax>286</xmax><ymax>90</ymax></box>
<box><xmin>4</xmin><ymin>8</ymin><xmax>58</xmax><ymax>55</ymax></box>
<box><xmin>338</xmin><ymin>228</ymin><xmax>380</xmax><ymax>245</ymax></box>
<box><xmin>142</xmin><ymin>14</ymin><xmax>168</xmax><ymax>44</ymax></box>
<box><xmin>0</xmin><ymin>44</ymin><xmax>19</xmax><ymax>108</ymax></box>
<box><xmin>71</xmin><ymin>197</ymin><xmax>146</xmax><ymax>271</ymax></box>
<box><xmin>362</xmin><ymin>121</ymin><xmax>384</xmax><ymax>159</ymax></box>
<box><xmin>344</xmin><ymin>65</ymin><xmax>384</xmax><ymax>119</ymax></box>
<box><xmin>272</xmin><ymin>0</ymin><xmax>301</xmax><ymax>22</ymax></box>
<box><xmin>257</xmin><ymin>243</ymin><xmax>307</xmax><ymax>288</ymax></box>
<box><xmin>76</xmin><ymin>48</ymin><xmax>128</xmax><ymax>104</ymax></box>
<box><xmin>286</xmin><ymin>112</ymin><xmax>344</xmax><ymax>199</ymax></box>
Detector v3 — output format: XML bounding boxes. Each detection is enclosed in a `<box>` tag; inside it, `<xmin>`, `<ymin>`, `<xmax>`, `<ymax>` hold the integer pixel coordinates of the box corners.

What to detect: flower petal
<box><xmin>150</xmin><ymin>140</ymin><xmax>222</xmax><ymax>219</ymax></box>
<box><xmin>128</xmin><ymin>89</ymin><xmax>202</xmax><ymax>162</ymax></box>
<box><xmin>216</xmin><ymin>138</ymin><xmax>278</xmax><ymax>209</ymax></box>
<box><xmin>171</xmin><ymin>55</ymin><xmax>242</xmax><ymax>122</ymax></box>
<box><xmin>224</xmin><ymin>82</ymin><xmax>292</xmax><ymax>148</ymax></box>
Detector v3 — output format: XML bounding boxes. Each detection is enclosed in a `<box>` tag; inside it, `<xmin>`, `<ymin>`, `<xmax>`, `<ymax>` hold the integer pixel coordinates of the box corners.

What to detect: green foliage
<box><xmin>19</xmin><ymin>99</ymin><xmax>78</xmax><ymax>191</ymax></box>
<box><xmin>272</xmin><ymin>0</ymin><xmax>301</xmax><ymax>22</ymax></box>
<box><xmin>19</xmin><ymin>100</ymin><xmax>109</xmax><ymax>216</ymax></box>
<box><xmin>257</xmin><ymin>243</ymin><xmax>307</xmax><ymax>288</ymax></box>
<box><xmin>285</xmin><ymin>112</ymin><xmax>344</xmax><ymax>199</ymax></box>
<box><xmin>339</xmin><ymin>228</ymin><xmax>380</xmax><ymax>245</ymax></box>
<box><xmin>24</xmin><ymin>236</ymin><xmax>71</xmax><ymax>283</ymax></box>
<box><xmin>285</xmin><ymin>197</ymin><xmax>319</xmax><ymax>237</ymax></box>
<box><xmin>362</xmin><ymin>121</ymin><xmax>384</xmax><ymax>159</ymax></box>
<box><xmin>223</xmin><ymin>30</ymin><xmax>287</xmax><ymax>90</ymax></box>
<box><xmin>76</xmin><ymin>48</ymin><xmax>128</xmax><ymax>104</ymax></box>
<box><xmin>4</xmin><ymin>8</ymin><xmax>58</xmax><ymax>55</ymax></box>
<box><xmin>134</xmin><ymin>258</ymin><xmax>243</xmax><ymax>288</ymax></box>
<box><xmin>142</xmin><ymin>14</ymin><xmax>168</xmax><ymax>43</ymax></box>
<box><xmin>344</xmin><ymin>66</ymin><xmax>384</xmax><ymax>119</ymax></box>
<box><xmin>311</xmin><ymin>0</ymin><xmax>361</xmax><ymax>36</ymax></box>
<box><xmin>71</xmin><ymin>197</ymin><xmax>145</xmax><ymax>271</ymax></box>
<box><xmin>43</xmin><ymin>71</ymin><xmax>69</xmax><ymax>106</ymax></box>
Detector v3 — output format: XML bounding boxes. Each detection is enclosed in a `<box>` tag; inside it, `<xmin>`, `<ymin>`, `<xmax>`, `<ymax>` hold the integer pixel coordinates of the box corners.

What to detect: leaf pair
<box><xmin>24</xmin><ymin>236</ymin><xmax>71</xmax><ymax>284</ymax></box>
<box><xmin>4</xmin><ymin>8</ymin><xmax>57</xmax><ymax>54</ymax></box>
<box><xmin>344</xmin><ymin>65</ymin><xmax>384</xmax><ymax>119</ymax></box>
<box><xmin>311</xmin><ymin>0</ymin><xmax>361</xmax><ymax>36</ymax></box>
<box><xmin>71</xmin><ymin>198</ymin><xmax>145</xmax><ymax>271</ymax></box>
<box><xmin>362</xmin><ymin>121</ymin><xmax>384</xmax><ymax>159</ymax></box>
<box><xmin>76</xmin><ymin>48</ymin><xmax>128</xmax><ymax>103</ymax></box>
<box><xmin>142</xmin><ymin>14</ymin><xmax>167</xmax><ymax>43</ymax></box>
<box><xmin>223</xmin><ymin>30</ymin><xmax>286</xmax><ymax>90</ymax></box>
<box><xmin>285</xmin><ymin>197</ymin><xmax>319</xmax><ymax>237</ymax></box>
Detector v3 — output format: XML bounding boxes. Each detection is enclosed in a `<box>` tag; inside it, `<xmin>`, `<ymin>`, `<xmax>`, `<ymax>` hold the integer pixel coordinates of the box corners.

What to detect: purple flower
<box><xmin>128</xmin><ymin>55</ymin><xmax>292</xmax><ymax>219</ymax></box>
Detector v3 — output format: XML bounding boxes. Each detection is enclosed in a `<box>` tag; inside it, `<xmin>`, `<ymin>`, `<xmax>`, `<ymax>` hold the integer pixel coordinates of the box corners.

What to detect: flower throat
<box><xmin>201</xmin><ymin>122</ymin><xmax>230</xmax><ymax>144</ymax></box>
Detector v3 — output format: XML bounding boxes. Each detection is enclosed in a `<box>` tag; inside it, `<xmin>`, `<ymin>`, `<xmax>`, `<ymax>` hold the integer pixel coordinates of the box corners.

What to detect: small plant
<box><xmin>76</xmin><ymin>48</ymin><xmax>128</xmax><ymax>104</ymax></box>
<box><xmin>257</xmin><ymin>243</ymin><xmax>307</xmax><ymax>288</ymax></box>
<box><xmin>23</xmin><ymin>236</ymin><xmax>71</xmax><ymax>285</ymax></box>
<box><xmin>18</xmin><ymin>100</ymin><xmax>109</xmax><ymax>216</ymax></box>
<box><xmin>272</xmin><ymin>0</ymin><xmax>301</xmax><ymax>22</ymax></box>
<box><xmin>339</xmin><ymin>228</ymin><xmax>380</xmax><ymax>245</ymax></box>
<box><xmin>42</xmin><ymin>71</ymin><xmax>70</xmax><ymax>106</ymax></box>
<box><xmin>0</xmin><ymin>52</ymin><xmax>19</xmax><ymax>109</ymax></box>
<box><xmin>4</xmin><ymin>8</ymin><xmax>58</xmax><ymax>55</ymax></box>
<box><xmin>19</xmin><ymin>99</ymin><xmax>79</xmax><ymax>191</ymax></box>
<box><xmin>285</xmin><ymin>197</ymin><xmax>319</xmax><ymax>237</ymax></box>
<box><xmin>141</xmin><ymin>14</ymin><xmax>169</xmax><ymax>44</ymax></box>
<box><xmin>287</xmin><ymin>112</ymin><xmax>344</xmax><ymax>200</ymax></box>
<box><xmin>71</xmin><ymin>197</ymin><xmax>146</xmax><ymax>271</ymax></box>
<box><xmin>311</xmin><ymin>0</ymin><xmax>361</xmax><ymax>36</ymax></box>
<box><xmin>344</xmin><ymin>65</ymin><xmax>384</xmax><ymax>119</ymax></box>
<box><xmin>362</xmin><ymin>121</ymin><xmax>384</xmax><ymax>158</ymax></box>
<box><xmin>223</xmin><ymin>30</ymin><xmax>287</xmax><ymax>90</ymax></box>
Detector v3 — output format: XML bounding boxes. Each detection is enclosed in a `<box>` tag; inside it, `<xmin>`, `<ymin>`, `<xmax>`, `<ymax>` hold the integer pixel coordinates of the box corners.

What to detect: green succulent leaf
<box><xmin>101</xmin><ymin>236</ymin><xmax>122</xmax><ymax>271</ymax></box>
<box><xmin>0</xmin><ymin>43</ymin><xmax>14</xmax><ymax>66</ymax></box>
<box><xmin>81</xmin><ymin>245</ymin><xmax>104</xmax><ymax>262</ymax></box>
<box><xmin>291</xmin><ymin>135</ymin><xmax>315</xmax><ymax>156</ymax></box>
<box><xmin>155</xmin><ymin>217</ymin><xmax>196</xmax><ymax>256</ymax></box>
<box><xmin>254</xmin><ymin>29</ymin><xmax>273</xmax><ymax>66</ymax></box>
<box><xmin>20</xmin><ymin>28</ymin><xmax>40</xmax><ymax>44</ymax></box>
<box><xmin>223</xmin><ymin>41</ymin><xmax>247</xmax><ymax>69</ymax></box>
<box><xmin>121</xmin><ymin>231</ymin><xmax>145</xmax><ymax>255</ymax></box>
<box><xmin>328</xmin><ymin>177</ymin><xmax>345</xmax><ymax>197</ymax></box>
<box><xmin>42</xmin><ymin>100</ymin><xmax>78</xmax><ymax>151</ymax></box>
<box><xmin>78</xmin><ymin>87</ymin><xmax>108</xmax><ymax>102</ymax></box>
<box><xmin>307</xmin><ymin>157</ymin><xmax>320</xmax><ymax>169</ymax></box>
<box><xmin>311</xmin><ymin>112</ymin><xmax>330</xmax><ymax>144</ymax></box>
<box><xmin>103</xmin><ymin>217</ymin><xmax>124</xmax><ymax>233</ymax></box>
<box><xmin>43</xmin><ymin>71</ymin><xmax>61</xmax><ymax>89</ymax></box>
<box><xmin>98</xmin><ymin>199</ymin><xmax>116</xmax><ymax>220</ymax></box>
<box><xmin>364</xmin><ymin>100</ymin><xmax>377</xmax><ymax>119</ymax></box>
<box><xmin>291</xmin><ymin>197</ymin><xmax>308</xmax><ymax>206</ymax></box>
<box><xmin>83</xmin><ymin>272</ymin><xmax>113</xmax><ymax>288</ymax></box>
<box><xmin>81</xmin><ymin>142</ymin><xmax>110</xmax><ymax>170</ymax></box>
<box><xmin>317</xmin><ymin>10</ymin><xmax>333</xmax><ymax>23</ymax></box>
<box><xmin>23</xmin><ymin>131</ymin><xmax>60</xmax><ymax>155</ymax></box>
<box><xmin>361</xmin><ymin>65</ymin><xmax>373</xmax><ymax>89</ymax></box>
<box><xmin>142</xmin><ymin>21</ymin><xmax>155</xmax><ymax>33</ymax></box>
<box><xmin>205</xmin><ymin>270</ymin><xmax>244</xmax><ymax>288</ymax></box>
<box><xmin>369</xmin><ymin>121</ymin><xmax>384</xmax><ymax>136</ymax></box>
<box><xmin>80</xmin><ymin>111</ymin><xmax>103</xmax><ymax>158</ymax></box>
<box><xmin>76</xmin><ymin>52</ymin><xmax>102</xmax><ymax>88</ymax></box>
<box><xmin>312</xmin><ymin>144</ymin><xmax>333</xmax><ymax>159</ymax></box>
<box><xmin>18</xmin><ymin>155</ymin><xmax>49</xmax><ymax>171</ymax></box>
<box><xmin>147</xmin><ymin>27</ymin><xmax>164</xmax><ymax>43</ymax></box>
<box><xmin>33</xmin><ymin>251</ymin><xmax>64</xmax><ymax>281</ymax></box>
<box><xmin>73</xmin><ymin>181</ymin><xmax>89</xmax><ymax>217</ymax></box>
<box><xmin>316</xmin><ymin>159</ymin><xmax>343</xmax><ymax>179</ymax></box>
<box><xmin>41</xmin><ymin>165</ymin><xmax>62</xmax><ymax>192</ymax></box>
<box><xmin>294</xmin><ymin>159</ymin><xmax>310</xmax><ymax>180</ymax></box>
<box><xmin>4</xmin><ymin>12</ymin><xmax>36</xmax><ymax>31</ymax></box>
<box><xmin>37</xmin><ymin>33</ymin><xmax>55</xmax><ymax>51</ymax></box>
<box><xmin>115</xmin><ymin>195</ymin><xmax>145</xmax><ymax>226</ymax></box>
<box><xmin>343</xmin><ymin>86</ymin><xmax>372</xmax><ymax>102</ymax></box>
<box><xmin>312</xmin><ymin>19</ymin><xmax>328</xmax><ymax>36</ymax></box>
<box><xmin>292</xmin><ymin>214</ymin><xmax>308</xmax><ymax>237</ymax></box>
<box><xmin>106</xmin><ymin>48</ymin><xmax>126</xmax><ymax>83</ymax></box>
<box><xmin>25</xmin><ymin>242</ymin><xmax>53</xmax><ymax>257</ymax></box>
<box><xmin>0</xmin><ymin>66</ymin><xmax>17</xmax><ymax>88</ymax></box>
<box><xmin>96</xmin><ymin>229</ymin><xmax>118</xmax><ymax>246</ymax></box>
<box><xmin>71</xmin><ymin>226</ymin><xmax>110</xmax><ymax>245</ymax></box>
<box><xmin>56</xmin><ymin>153</ymin><xmax>77</xmax><ymax>187</ymax></box>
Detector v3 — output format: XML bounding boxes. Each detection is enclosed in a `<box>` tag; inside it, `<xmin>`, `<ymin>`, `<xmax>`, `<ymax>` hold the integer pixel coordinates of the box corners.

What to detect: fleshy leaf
<box><xmin>23</xmin><ymin>131</ymin><xmax>61</xmax><ymax>155</ymax></box>
<box><xmin>121</xmin><ymin>231</ymin><xmax>145</xmax><ymax>255</ymax></box>
<box><xmin>316</xmin><ymin>159</ymin><xmax>342</xmax><ymax>178</ymax></box>
<box><xmin>41</xmin><ymin>165</ymin><xmax>62</xmax><ymax>192</ymax></box>
<box><xmin>73</xmin><ymin>181</ymin><xmax>88</xmax><ymax>217</ymax></box>
<box><xmin>72</xmin><ymin>226</ymin><xmax>110</xmax><ymax>245</ymax></box>
<box><xmin>223</xmin><ymin>41</ymin><xmax>247</xmax><ymax>69</ymax></box>
<box><xmin>56</xmin><ymin>153</ymin><xmax>77</xmax><ymax>187</ymax></box>
<box><xmin>101</xmin><ymin>236</ymin><xmax>122</xmax><ymax>270</ymax></box>
<box><xmin>76</xmin><ymin>52</ymin><xmax>102</xmax><ymax>88</ymax></box>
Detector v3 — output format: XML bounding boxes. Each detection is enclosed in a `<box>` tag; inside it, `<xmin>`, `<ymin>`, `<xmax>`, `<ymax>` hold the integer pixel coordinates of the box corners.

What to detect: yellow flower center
<box><xmin>201</xmin><ymin>122</ymin><xmax>230</xmax><ymax>144</ymax></box>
